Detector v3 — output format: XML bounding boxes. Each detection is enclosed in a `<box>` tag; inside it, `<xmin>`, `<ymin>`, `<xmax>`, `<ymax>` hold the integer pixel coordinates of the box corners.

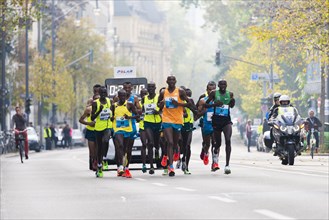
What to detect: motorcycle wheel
<box><xmin>287</xmin><ymin>144</ymin><xmax>295</xmax><ymax>165</ymax></box>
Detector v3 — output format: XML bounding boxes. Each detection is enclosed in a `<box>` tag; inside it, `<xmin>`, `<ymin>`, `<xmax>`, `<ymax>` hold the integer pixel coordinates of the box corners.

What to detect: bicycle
<box><xmin>309</xmin><ymin>128</ymin><xmax>316</xmax><ymax>159</ymax></box>
<box><xmin>15</xmin><ymin>129</ymin><xmax>27</xmax><ymax>163</ymax></box>
<box><xmin>0</xmin><ymin>131</ymin><xmax>6</xmax><ymax>154</ymax></box>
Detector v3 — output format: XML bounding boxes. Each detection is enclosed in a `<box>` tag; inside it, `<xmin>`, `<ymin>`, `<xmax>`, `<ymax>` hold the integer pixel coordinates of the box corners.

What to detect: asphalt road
<box><xmin>1</xmin><ymin>128</ymin><xmax>328</xmax><ymax>220</ymax></box>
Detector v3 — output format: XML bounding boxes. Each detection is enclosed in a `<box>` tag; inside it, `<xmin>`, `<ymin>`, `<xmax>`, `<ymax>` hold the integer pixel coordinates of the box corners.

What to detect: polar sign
<box><xmin>105</xmin><ymin>77</ymin><xmax>148</xmax><ymax>98</ymax></box>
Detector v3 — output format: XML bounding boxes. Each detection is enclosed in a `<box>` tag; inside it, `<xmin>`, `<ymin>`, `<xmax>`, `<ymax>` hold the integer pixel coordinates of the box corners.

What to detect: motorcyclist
<box><xmin>269</xmin><ymin>95</ymin><xmax>301</xmax><ymax>155</ymax></box>
<box><xmin>265</xmin><ymin>93</ymin><xmax>281</xmax><ymax>154</ymax></box>
<box><xmin>270</xmin><ymin>95</ymin><xmax>299</xmax><ymax>119</ymax></box>
<box><xmin>267</xmin><ymin>92</ymin><xmax>281</xmax><ymax>120</ymax></box>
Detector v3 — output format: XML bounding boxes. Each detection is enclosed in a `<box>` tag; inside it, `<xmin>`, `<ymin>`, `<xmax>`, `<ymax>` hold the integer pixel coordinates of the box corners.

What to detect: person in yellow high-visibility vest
<box><xmin>44</xmin><ymin>124</ymin><xmax>52</xmax><ymax>150</ymax></box>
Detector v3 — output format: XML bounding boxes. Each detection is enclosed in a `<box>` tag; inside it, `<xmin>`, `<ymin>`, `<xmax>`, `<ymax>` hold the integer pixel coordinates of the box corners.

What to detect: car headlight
<box><xmin>280</xmin><ymin>126</ymin><xmax>287</xmax><ymax>132</ymax></box>
<box><xmin>293</xmin><ymin>125</ymin><xmax>300</xmax><ymax>132</ymax></box>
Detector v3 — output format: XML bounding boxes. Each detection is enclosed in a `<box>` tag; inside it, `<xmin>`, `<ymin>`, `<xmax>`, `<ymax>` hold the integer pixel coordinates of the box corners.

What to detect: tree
<box><xmin>247</xmin><ymin>0</ymin><xmax>329</xmax><ymax>150</ymax></box>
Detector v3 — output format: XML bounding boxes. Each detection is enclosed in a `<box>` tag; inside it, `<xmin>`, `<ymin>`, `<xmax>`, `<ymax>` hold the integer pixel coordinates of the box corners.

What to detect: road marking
<box><xmin>152</xmin><ymin>182</ymin><xmax>167</xmax><ymax>187</ymax></box>
<box><xmin>175</xmin><ymin>187</ymin><xmax>196</xmax><ymax>192</ymax></box>
<box><xmin>135</xmin><ymin>178</ymin><xmax>147</xmax><ymax>181</ymax></box>
<box><xmin>208</xmin><ymin>196</ymin><xmax>236</xmax><ymax>203</ymax></box>
<box><xmin>254</xmin><ymin>209</ymin><xmax>295</xmax><ymax>220</ymax></box>
<box><xmin>121</xmin><ymin>196</ymin><xmax>126</xmax><ymax>203</ymax></box>
<box><xmin>234</xmin><ymin>164</ymin><xmax>328</xmax><ymax>178</ymax></box>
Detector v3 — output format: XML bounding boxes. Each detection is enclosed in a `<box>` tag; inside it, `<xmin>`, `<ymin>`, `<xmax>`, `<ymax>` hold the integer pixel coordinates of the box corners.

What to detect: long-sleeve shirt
<box><xmin>12</xmin><ymin>114</ymin><xmax>27</xmax><ymax>130</ymax></box>
<box><xmin>306</xmin><ymin>117</ymin><xmax>322</xmax><ymax>131</ymax></box>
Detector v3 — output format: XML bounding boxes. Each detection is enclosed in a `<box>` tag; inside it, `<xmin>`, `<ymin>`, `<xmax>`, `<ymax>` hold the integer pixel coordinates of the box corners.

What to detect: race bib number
<box><xmin>165</xmin><ymin>97</ymin><xmax>178</xmax><ymax>109</ymax></box>
<box><xmin>145</xmin><ymin>103</ymin><xmax>156</xmax><ymax>115</ymax></box>
<box><xmin>214</xmin><ymin>105</ymin><xmax>229</xmax><ymax>116</ymax></box>
<box><xmin>116</xmin><ymin>117</ymin><xmax>129</xmax><ymax>128</ymax></box>
<box><xmin>206</xmin><ymin>112</ymin><xmax>213</xmax><ymax>122</ymax></box>
<box><xmin>100</xmin><ymin>108</ymin><xmax>111</xmax><ymax>121</ymax></box>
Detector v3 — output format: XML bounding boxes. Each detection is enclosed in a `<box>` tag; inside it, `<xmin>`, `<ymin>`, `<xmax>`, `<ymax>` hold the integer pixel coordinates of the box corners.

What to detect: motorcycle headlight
<box><xmin>280</xmin><ymin>125</ymin><xmax>287</xmax><ymax>132</ymax></box>
<box><xmin>293</xmin><ymin>125</ymin><xmax>300</xmax><ymax>132</ymax></box>
<box><xmin>300</xmin><ymin>123</ymin><xmax>305</xmax><ymax>129</ymax></box>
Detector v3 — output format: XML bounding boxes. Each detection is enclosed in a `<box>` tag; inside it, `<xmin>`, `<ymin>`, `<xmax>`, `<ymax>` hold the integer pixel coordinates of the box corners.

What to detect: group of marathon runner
<box><xmin>79</xmin><ymin>75</ymin><xmax>235</xmax><ymax>178</ymax></box>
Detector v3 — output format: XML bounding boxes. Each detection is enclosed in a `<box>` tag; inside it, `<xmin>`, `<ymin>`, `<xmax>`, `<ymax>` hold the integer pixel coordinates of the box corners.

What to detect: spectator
<box><xmin>62</xmin><ymin>124</ymin><xmax>72</xmax><ymax>149</ymax></box>
<box><xmin>246</xmin><ymin>119</ymin><xmax>252</xmax><ymax>152</ymax></box>
<box><xmin>44</xmin><ymin>124</ymin><xmax>52</xmax><ymax>150</ymax></box>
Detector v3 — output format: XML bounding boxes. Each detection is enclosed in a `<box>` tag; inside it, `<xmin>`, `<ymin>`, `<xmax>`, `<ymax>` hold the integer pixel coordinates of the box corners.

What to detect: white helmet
<box><xmin>273</xmin><ymin>92</ymin><xmax>281</xmax><ymax>100</ymax></box>
<box><xmin>279</xmin><ymin>95</ymin><xmax>290</xmax><ymax>106</ymax></box>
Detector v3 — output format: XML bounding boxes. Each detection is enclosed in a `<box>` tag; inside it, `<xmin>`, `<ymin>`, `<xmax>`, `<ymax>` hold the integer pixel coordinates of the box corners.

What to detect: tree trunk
<box><xmin>319</xmin><ymin>64</ymin><xmax>325</xmax><ymax>150</ymax></box>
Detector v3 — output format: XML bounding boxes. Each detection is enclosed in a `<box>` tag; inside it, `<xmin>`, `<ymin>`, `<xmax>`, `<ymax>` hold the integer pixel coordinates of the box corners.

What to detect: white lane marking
<box><xmin>235</xmin><ymin>164</ymin><xmax>328</xmax><ymax>178</ymax></box>
<box><xmin>135</xmin><ymin>178</ymin><xmax>147</xmax><ymax>181</ymax></box>
<box><xmin>121</xmin><ymin>196</ymin><xmax>126</xmax><ymax>203</ymax></box>
<box><xmin>254</xmin><ymin>209</ymin><xmax>295</xmax><ymax>220</ymax></box>
<box><xmin>152</xmin><ymin>182</ymin><xmax>167</xmax><ymax>187</ymax></box>
<box><xmin>208</xmin><ymin>196</ymin><xmax>236</xmax><ymax>203</ymax></box>
<box><xmin>175</xmin><ymin>187</ymin><xmax>196</xmax><ymax>192</ymax></box>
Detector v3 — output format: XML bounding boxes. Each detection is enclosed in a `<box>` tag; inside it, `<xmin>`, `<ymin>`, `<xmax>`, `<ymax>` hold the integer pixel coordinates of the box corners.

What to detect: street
<box><xmin>1</xmin><ymin>129</ymin><xmax>328</xmax><ymax>220</ymax></box>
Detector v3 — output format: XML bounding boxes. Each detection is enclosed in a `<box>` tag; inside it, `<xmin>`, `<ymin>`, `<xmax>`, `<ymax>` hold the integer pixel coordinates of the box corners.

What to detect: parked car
<box><xmin>256</xmin><ymin>132</ymin><xmax>271</xmax><ymax>152</ymax></box>
<box><xmin>243</xmin><ymin>125</ymin><xmax>259</xmax><ymax>147</ymax></box>
<box><xmin>71</xmin><ymin>129</ymin><xmax>85</xmax><ymax>146</ymax></box>
<box><xmin>27</xmin><ymin>127</ymin><xmax>41</xmax><ymax>152</ymax></box>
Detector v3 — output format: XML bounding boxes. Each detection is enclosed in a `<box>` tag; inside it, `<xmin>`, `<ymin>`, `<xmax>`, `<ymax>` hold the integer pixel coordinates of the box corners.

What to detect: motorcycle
<box><xmin>268</xmin><ymin>109</ymin><xmax>304</xmax><ymax>165</ymax></box>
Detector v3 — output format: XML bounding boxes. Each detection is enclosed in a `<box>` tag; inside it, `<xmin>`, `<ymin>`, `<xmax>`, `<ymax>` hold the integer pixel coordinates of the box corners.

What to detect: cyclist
<box><xmin>12</xmin><ymin>106</ymin><xmax>29</xmax><ymax>159</ymax></box>
<box><xmin>306</xmin><ymin>109</ymin><xmax>322</xmax><ymax>153</ymax></box>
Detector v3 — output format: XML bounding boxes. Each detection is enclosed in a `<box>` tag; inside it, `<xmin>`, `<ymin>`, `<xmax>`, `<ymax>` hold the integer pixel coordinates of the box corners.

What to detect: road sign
<box><xmin>251</xmin><ymin>73</ymin><xmax>259</xmax><ymax>81</ymax></box>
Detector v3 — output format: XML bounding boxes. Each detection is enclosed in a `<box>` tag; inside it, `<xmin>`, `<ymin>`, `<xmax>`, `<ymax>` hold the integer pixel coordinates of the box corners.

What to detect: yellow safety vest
<box><xmin>44</xmin><ymin>128</ymin><xmax>52</xmax><ymax>138</ymax></box>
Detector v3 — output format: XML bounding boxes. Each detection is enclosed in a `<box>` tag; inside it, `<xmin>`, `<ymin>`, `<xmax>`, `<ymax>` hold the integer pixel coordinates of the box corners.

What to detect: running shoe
<box><xmin>117</xmin><ymin>168</ymin><xmax>124</xmax><ymax>177</ymax></box>
<box><xmin>168</xmin><ymin>165</ymin><xmax>175</xmax><ymax>177</ymax></box>
<box><xmin>161</xmin><ymin>155</ymin><xmax>168</xmax><ymax>167</ymax></box>
<box><xmin>173</xmin><ymin>152</ymin><xmax>180</xmax><ymax>162</ymax></box>
<box><xmin>102</xmin><ymin>161</ymin><xmax>108</xmax><ymax>170</ymax></box>
<box><xmin>203</xmin><ymin>153</ymin><xmax>209</xmax><ymax>165</ymax></box>
<box><xmin>122</xmin><ymin>169</ymin><xmax>132</xmax><ymax>178</ymax></box>
<box><xmin>200</xmin><ymin>149</ymin><xmax>204</xmax><ymax>160</ymax></box>
<box><xmin>211</xmin><ymin>162</ymin><xmax>220</xmax><ymax>172</ymax></box>
<box><xmin>176</xmin><ymin>160</ymin><xmax>181</xmax><ymax>169</ymax></box>
<box><xmin>142</xmin><ymin>164</ymin><xmax>147</xmax><ymax>173</ymax></box>
<box><xmin>184</xmin><ymin>169</ymin><xmax>191</xmax><ymax>175</ymax></box>
<box><xmin>149</xmin><ymin>168</ymin><xmax>155</xmax><ymax>175</ymax></box>
<box><xmin>224</xmin><ymin>166</ymin><xmax>231</xmax><ymax>175</ymax></box>
<box><xmin>96</xmin><ymin>168</ymin><xmax>103</xmax><ymax>178</ymax></box>
<box><xmin>162</xmin><ymin>168</ymin><xmax>168</xmax><ymax>176</ymax></box>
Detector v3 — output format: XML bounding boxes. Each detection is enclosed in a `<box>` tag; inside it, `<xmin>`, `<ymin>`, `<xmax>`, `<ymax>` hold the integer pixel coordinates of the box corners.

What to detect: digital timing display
<box><xmin>105</xmin><ymin>77</ymin><xmax>148</xmax><ymax>98</ymax></box>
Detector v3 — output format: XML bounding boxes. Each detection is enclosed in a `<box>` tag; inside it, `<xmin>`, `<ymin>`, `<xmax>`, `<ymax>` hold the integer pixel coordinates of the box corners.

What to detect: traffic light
<box><xmin>25</xmin><ymin>98</ymin><xmax>32</xmax><ymax>114</ymax></box>
<box><xmin>215</xmin><ymin>50</ymin><xmax>220</xmax><ymax>66</ymax></box>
